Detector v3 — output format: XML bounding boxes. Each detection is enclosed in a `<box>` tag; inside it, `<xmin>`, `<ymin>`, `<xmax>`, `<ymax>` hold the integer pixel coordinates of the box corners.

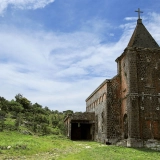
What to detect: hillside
<box><xmin>0</xmin><ymin>94</ymin><xmax>73</xmax><ymax>135</ymax></box>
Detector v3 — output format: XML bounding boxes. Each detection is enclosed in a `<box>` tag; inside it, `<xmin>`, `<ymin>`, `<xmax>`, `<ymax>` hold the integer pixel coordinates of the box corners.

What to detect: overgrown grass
<box><xmin>0</xmin><ymin>131</ymin><xmax>160</xmax><ymax>160</ymax></box>
<box><xmin>0</xmin><ymin>131</ymin><xmax>75</xmax><ymax>159</ymax></box>
<box><xmin>59</xmin><ymin>144</ymin><xmax>160</xmax><ymax>160</ymax></box>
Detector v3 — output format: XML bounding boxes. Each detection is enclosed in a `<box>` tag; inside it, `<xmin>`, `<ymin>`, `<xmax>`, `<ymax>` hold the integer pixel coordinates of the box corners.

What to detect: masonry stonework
<box><xmin>64</xmin><ymin>17</ymin><xmax>160</xmax><ymax>148</ymax></box>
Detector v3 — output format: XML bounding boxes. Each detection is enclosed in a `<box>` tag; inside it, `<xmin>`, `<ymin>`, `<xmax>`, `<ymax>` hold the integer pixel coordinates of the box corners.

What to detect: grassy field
<box><xmin>0</xmin><ymin>131</ymin><xmax>160</xmax><ymax>160</ymax></box>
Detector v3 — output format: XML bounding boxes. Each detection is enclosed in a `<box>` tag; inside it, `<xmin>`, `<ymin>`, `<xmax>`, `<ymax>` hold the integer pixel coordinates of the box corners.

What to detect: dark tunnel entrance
<box><xmin>71</xmin><ymin>122</ymin><xmax>92</xmax><ymax>140</ymax></box>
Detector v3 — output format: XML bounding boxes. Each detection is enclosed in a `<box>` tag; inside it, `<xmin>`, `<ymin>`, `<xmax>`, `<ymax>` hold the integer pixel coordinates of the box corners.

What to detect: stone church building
<box><xmin>64</xmin><ymin>12</ymin><xmax>160</xmax><ymax>147</ymax></box>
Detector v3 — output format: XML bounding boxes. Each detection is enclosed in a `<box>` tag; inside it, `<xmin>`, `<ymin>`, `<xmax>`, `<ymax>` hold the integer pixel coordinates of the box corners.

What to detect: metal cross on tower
<box><xmin>135</xmin><ymin>8</ymin><xmax>143</xmax><ymax>19</ymax></box>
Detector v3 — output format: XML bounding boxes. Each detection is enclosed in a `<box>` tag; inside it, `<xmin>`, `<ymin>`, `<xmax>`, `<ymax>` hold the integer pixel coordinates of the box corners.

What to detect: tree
<box><xmin>9</xmin><ymin>100</ymin><xmax>24</xmax><ymax>114</ymax></box>
<box><xmin>15</xmin><ymin>94</ymin><xmax>23</xmax><ymax>103</ymax></box>
<box><xmin>32</xmin><ymin>103</ymin><xmax>42</xmax><ymax>109</ymax></box>
<box><xmin>15</xmin><ymin>113</ymin><xmax>22</xmax><ymax>130</ymax></box>
<box><xmin>0</xmin><ymin>110</ymin><xmax>6</xmax><ymax>132</ymax></box>
<box><xmin>0</xmin><ymin>94</ymin><xmax>68</xmax><ymax>135</ymax></box>
<box><xmin>63</xmin><ymin>110</ymin><xmax>74</xmax><ymax>116</ymax></box>
<box><xmin>0</xmin><ymin>97</ymin><xmax>9</xmax><ymax>112</ymax></box>
<box><xmin>15</xmin><ymin>94</ymin><xmax>31</xmax><ymax>110</ymax></box>
<box><xmin>44</xmin><ymin>106</ymin><xmax>51</xmax><ymax>113</ymax></box>
<box><xmin>32</xmin><ymin>103</ymin><xmax>45</xmax><ymax>114</ymax></box>
<box><xmin>0</xmin><ymin>119</ymin><xmax>4</xmax><ymax>132</ymax></box>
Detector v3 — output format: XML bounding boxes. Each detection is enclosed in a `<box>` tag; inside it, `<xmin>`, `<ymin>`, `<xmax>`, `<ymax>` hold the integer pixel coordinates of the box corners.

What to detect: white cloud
<box><xmin>124</xmin><ymin>17</ymin><xmax>137</xmax><ymax>21</ymax></box>
<box><xmin>0</xmin><ymin>0</ymin><xmax>55</xmax><ymax>14</ymax></box>
<box><xmin>145</xmin><ymin>12</ymin><xmax>160</xmax><ymax>43</ymax></box>
<box><xmin>0</xmin><ymin>12</ymin><xmax>160</xmax><ymax>111</ymax></box>
<box><xmin>109</xmin><ymin>33</ymin><xmax>114</xmax><ymax>37</ymax></box>
<box><xmin>0</xmin><ymin>23</ymin><xmax>120</xmax><ymax>111</ymax></box>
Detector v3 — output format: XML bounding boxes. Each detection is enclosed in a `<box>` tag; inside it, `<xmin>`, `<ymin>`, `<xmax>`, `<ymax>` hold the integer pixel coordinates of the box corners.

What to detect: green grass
<box><xmin>57</xmin><ymin>142</ymin><xmax>160</xmax><ymax>160</ymax></box>
<box><xmin>0</xmin><ymin>131</ymin><xmax>160</xmax><ymax>160</ymax></box>
<box><xmin>59</xmin><ymin>144</ymin><xmax>160</xmax><ymax>160</ymax></box>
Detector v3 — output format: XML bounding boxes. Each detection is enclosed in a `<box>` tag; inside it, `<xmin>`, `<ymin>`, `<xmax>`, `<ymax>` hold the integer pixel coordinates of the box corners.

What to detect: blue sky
<box><xmin>0</xmin><ymin>0</ymin><xmax>160</xmax><ymax>112</ymax></box>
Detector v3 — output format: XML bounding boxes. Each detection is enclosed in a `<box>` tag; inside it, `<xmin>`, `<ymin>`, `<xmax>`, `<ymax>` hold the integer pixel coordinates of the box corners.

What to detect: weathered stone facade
<box><xmin>64</xmin><ymin>112</ymin><xmax>95</xmax><ymax>140</ymax></box>
<box><xmin>65</xmin><ymin>18</ymin><xmax>160</xmax><ymax>148</ymax></box>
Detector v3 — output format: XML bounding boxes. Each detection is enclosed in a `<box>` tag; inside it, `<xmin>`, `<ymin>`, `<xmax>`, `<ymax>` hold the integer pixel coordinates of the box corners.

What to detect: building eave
<box><xmin>85</xmin><ymin>79</ymin><xmax>110</xmax><ymax>102</ymax></box>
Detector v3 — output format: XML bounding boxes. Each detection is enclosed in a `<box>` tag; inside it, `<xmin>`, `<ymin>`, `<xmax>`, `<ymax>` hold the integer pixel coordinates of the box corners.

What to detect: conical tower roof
<box><xmin>127</xmin><ymin>19</ymin><xmax>159</xmax><ymax>48</ymax></box>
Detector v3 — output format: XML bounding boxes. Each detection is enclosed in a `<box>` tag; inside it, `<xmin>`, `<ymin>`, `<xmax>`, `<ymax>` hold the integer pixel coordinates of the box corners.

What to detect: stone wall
<box><xmin>71</xmin><ymin>112</ymin><xmax>95</xmax><ymax>121</ymax></box>
<box><xmin>86</xmin><ymin>80</ymin><xmax>108</xmax><ymax>143</ymax></box>
<box><xmin>64</xmin><ymin>112</ymin><xmax>95</xmax><ymax>139</ymax></box>
<box><xmin>115</xmin><ymin>47</ymin><xmax>160</xmax><ymax>147</ymax></box>
<box><xmin>126</xmin><ymin>48</ymin><xmax>140</xmax><ymax>141</ymax></box>
<box><xmin>136</xmin><ymin>48</ymin><xmax>160</xmax><ymax>140</ymax></box>
<box><xmin>86</xmin><ymin>79</ymin><xmax>108</xmax><ymax>113</ymax></box>
<box><xmin>122</xmin><ymin>47</ymin><xmax>160</xmax><ymax>147</ymax></box>
<box><xmin>106</xmin><ymin>75</ymin><xmax>121</xmax><ymax>143</ymax></box>
<box><xmin>117</xmin><ymin>51</ymin><xmax>129</xmax><ymax>140</ymax></box>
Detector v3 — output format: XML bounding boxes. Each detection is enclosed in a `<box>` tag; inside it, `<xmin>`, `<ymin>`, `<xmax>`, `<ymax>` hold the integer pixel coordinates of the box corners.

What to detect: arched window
<box><xmin>100</xmin><ymin>96</ymin><xmax>102</xmax><ymax>103</ymax></box>
<box><xmin>92</xmin><ymin>104</ymin><xmax>94</xmax><ymax>110</ymax></box>
<box><xmin>123</xmin><ymin>114</ymin><xmax>128</xmax><ymax>139</ymax></box>
<box><xmin>95</xmin><ymin>100</ymin><xmax>97</xmax><ymax>106</ymax></box>
<box><xmin>98</xmin><ymin>98</ymin><xmax>100</xmax><ymax>104</ymax></box>
<box><xmin>103</xmin><ymin>93</ymin><xmax>107</xmax><ymax>102</ymax></box>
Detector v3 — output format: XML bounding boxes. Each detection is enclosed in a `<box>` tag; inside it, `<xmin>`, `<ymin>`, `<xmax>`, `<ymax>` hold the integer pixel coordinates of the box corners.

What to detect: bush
<box><xmin>0</xmin><ymin>110</ymin><xmax>6</xmax><ymax>117</ymax></box>
<box><xmin>0</xmin><ymin>120</ymin><xmax>4</xmax><ymax>132</ymax></box>
<box><xmin>4</xmin><ymin>124</ymin><xmax>17</xmax><ymax>131</ymax></box>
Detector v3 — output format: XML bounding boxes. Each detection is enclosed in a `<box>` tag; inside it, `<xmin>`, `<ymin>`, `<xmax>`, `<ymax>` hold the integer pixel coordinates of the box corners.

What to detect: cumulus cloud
<box><xmin>0</xmin><ymin>12</ymin><xmax>160</xmax><ymax>111</ymax></box>
<box><xmin>0</xmin><ymin>0</ymin><xmax>55</xmax><ymax>14</ymax></box>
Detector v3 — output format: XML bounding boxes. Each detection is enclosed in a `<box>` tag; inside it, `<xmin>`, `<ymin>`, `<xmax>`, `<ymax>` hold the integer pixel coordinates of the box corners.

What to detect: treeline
<box><xmin>0</xmin><ymin>94</ymin><xmax>73</xmax><ymax>135</ymax></box>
